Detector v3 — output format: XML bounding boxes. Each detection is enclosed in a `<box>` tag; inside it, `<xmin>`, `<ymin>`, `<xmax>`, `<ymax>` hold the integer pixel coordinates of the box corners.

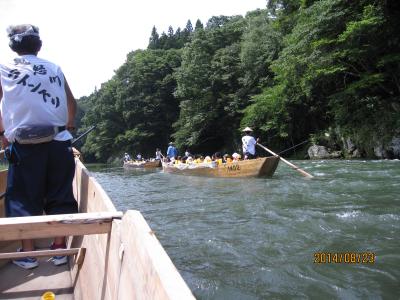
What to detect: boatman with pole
<box><xmin>166</xmin><ymin>142</ymin><xmax>178</xmax><ymax>161</ymax></box>
<box><xmin>242</xmin><ymin>127</ymin><xmax>259</xmax><ymax>159</ymax></box>
<box><xmin>0</xmin><ymin>24</ymin><xmax>78</xmax><ymax>269</ymax></box>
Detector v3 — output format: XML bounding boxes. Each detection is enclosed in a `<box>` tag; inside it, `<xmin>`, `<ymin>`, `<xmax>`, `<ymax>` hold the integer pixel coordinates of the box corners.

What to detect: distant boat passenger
<box><xmin>155</xmin><ymin>148</ymin><xmax>162</xmax><ymax>160</ymax></box>
<box><xmin>124</xmin><ymin>153</ymin><xmax>131</xmax><ymax>162</ymax></box>
<box><xmin>166</xmin><ymin>142</ymin><xmax>178</xmax><ymax>160</ymax></box>
<box><xmin>232</xmin><ymin>152</ymin><xmax>241</xmax><ymax>161</ymax></box>
<box><xmin>184</xmin><ymin>149</ymin><xmax>191</xmax><ymax>157</ymax></box>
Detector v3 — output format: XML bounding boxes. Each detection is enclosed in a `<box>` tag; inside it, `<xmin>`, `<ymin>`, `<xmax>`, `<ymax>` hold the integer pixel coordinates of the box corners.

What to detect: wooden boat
<box><xmin>0</xmin><ymin>154</ymin><xmax>194</xmax><ymax>299</ymax></box>
<box><xmin>123</xmin><ymin>160</ymin><xmax>161</xmax><ymax>169</ymax></box>
<box><xmin>162</xmin><ymin>157</ymin><xmax>280</xmax><ymax>178</ymax></box>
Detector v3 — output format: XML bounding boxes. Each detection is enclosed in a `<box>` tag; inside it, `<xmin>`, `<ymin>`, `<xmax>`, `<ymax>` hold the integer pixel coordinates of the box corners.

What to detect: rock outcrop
<box><xmin>373</xmin><ymin>137</ymin><xmax>400</xmax><ymax>159</ymax></box>
<box><xmin>308</xmin><ymin>145</ymin><xmax>342</xmax><ymax>159</ymax></box>
<box><xmin>342</xmin><ymin>137</ymin><xmax>362</xmax><ymax>158</ymax></box>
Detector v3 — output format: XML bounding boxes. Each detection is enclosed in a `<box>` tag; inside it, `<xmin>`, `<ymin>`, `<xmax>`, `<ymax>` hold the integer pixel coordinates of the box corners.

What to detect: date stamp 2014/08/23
<box><xmin>314</xmin><ymin>252</ymin><xmax>375</xmax><ymax>264</ymax></box>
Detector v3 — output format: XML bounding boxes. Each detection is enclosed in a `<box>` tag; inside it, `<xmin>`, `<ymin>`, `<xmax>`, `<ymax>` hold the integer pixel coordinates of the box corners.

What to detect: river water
<box><xmin>87</xmin><ymin>160</ymin><xmax>400</xmax><ymax>299</ymax></box>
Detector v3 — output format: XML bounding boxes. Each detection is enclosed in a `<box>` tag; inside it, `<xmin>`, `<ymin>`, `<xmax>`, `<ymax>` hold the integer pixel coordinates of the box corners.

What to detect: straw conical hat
<box><xmin>242</xmin><ymin>127</ymin><xmax>253</xmax><ymax>132</ymax></box>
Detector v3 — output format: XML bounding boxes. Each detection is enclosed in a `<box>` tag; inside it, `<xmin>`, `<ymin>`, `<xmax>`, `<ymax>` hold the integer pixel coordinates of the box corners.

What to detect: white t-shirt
<box><xmin>242</xmin><ymin>134</ymin><xmax>257</xmax><ymax>155</ymax></box>
<box><xmin>0</xmin><ymin>55</ymin><xmax>72</xmax><ymax>142</ymax></box>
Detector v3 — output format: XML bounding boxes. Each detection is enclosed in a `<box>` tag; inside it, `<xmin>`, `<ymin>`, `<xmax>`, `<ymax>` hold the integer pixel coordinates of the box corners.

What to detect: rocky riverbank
<box><xmin>308</xmin><ymin>136</ymin><xmax>400</xmax><ymax>159</ymax></box>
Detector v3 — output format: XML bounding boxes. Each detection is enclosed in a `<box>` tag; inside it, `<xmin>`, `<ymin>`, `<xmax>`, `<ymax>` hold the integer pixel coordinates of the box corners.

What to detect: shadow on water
<box><xmin>87</xmin><ymin>160</ymin><xmax>400</xmax><ymax>299</ymax></box>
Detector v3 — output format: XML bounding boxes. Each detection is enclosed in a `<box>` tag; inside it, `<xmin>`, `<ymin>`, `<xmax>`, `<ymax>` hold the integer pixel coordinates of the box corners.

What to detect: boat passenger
<box><xmin>232</xmin><ymin>152</ymin><xmax>241</xmax><ymax>161</ymax></box>
<box><xmin>195</xmin><ymin>155</ymin><xmax>203</xmax><ymax>164</ymax></box>
<box><xmin>124</xmin><ymin>152</ymin><xmax>131</xmax><ymax>162</ymax></box>
<box><xmin>204</xmin><ymin>156</ymin><xmax>212</xmax><ymax>163</ymax></box>
<box><xmin>241</xmin><ymin>127</ymin><xmax>259</xmax><ymax>159</ymax></box>
<box><xmin>213</xmin><ymin>152</ymin><xmax>223</xmax><ymax>165</ymax></box>
<box><xmin>223</xmin><ymin>154</ymin><xmax>232</xmax><ymax>163</ymax></box>
<box><xmin>0</xmin><ymin>24</ymin><xmax>78</xmax><ymax>269</ymax></box>
<box><xmin>155</xmin><ymin>148</ymin><xmax>162</xmax><ymax>160</ymax></box>
<box><xmin>166</xmin><ymin>142</ymin><xmax>178</xmax><ymax>161</ymax></box>
<box><xmin>174</xmin><ymin>156</ymin><xmax>182</xmax><ymax>165</ymax></box>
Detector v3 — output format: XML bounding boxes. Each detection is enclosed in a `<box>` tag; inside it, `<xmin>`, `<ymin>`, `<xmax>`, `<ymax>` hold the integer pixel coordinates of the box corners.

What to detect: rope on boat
<box><xmin>278</xmin><ymin>139</ymin><xmax>309</xmax><ymax>155</ymax></box>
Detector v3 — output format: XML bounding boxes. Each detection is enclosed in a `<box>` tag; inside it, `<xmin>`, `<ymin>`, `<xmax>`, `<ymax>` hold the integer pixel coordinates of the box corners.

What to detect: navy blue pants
<box><xmin>5</xmin><ymin>140</ymin><xmax>78</xmax><ymax>217</ymax></box>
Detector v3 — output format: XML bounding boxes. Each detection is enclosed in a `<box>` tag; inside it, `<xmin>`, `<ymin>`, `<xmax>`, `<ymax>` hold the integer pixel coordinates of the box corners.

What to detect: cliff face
<box><xmin>308</xmin><ymin>136</ymin><xmax>400</xmax><ymax>160</ymax></box>
<box><xmin>373</xmin><ymin>137</ymin><xmax>400</xmax><ymax>159</ymax></box>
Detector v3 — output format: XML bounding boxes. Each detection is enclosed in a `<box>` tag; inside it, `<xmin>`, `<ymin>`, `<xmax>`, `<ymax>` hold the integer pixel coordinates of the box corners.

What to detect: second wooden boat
<box><xmin>123</xmin><ymin>160</ymin><xmax>161</xmax><ymax>169</ymax></box>
<box><xmin>162</xmin><ymin>157</ymin><xmax>279</xmax><ymax>178</ymax></box>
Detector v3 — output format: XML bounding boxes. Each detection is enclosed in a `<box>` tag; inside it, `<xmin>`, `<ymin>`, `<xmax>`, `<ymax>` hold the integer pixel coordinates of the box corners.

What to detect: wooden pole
<box><xmin>257</xmin><ymin>143</ymin><xmax>314</xmax><ymax>178</ymax></box>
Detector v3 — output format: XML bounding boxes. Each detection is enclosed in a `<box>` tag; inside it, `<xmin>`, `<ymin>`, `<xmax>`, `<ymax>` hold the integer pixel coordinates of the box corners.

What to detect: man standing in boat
<box><xmin>166</xmin><ymin>142</ymin><xmax>178</xmax><ymax>161</ymax></box>
<box><xmin>242</xmin><ymin>127</ymin><xmax>259</xmax><ymax>159</ymax></box>
<box><xmin>123</xmin><ymin>152</ymin><xmax>131</xmax><ymax>162</ymax></box>
<box><xmin>155</xmin><ymin>148</ymin><xmax>163</xmax><ymax>160</ymax></box>
<box><xmin>0</xmin><ymin>24</ymin><xmax>78</xmax><ymax>269</ymax></box>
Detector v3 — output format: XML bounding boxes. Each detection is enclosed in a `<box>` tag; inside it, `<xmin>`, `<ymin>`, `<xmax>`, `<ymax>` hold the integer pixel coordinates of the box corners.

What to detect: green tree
<box><xmin>113</xmin><ymin>49</ymin><xmax>181</xmax><ymax>156</ymax></box>
<box><xmin>185</xmin><ymin>20</ymin><xmax>193</xmax><ymax>33</ymax></box>
<box><xmin>174</xmin><ymin>16</ymin><xmax>246</xmax><ymax>153</ymax></box>
<box><xmin>81</xmin><ymin>79</ymin><xmax>124</xmax><ymax>161</ymax></box>
<box><xmin>78</xmin><ymin>2</ymin><xmax>400</xmax><ymax>161</ymax></box>
<box><xmin>240</xmin><ymin>9</ymin><xmax>283</xmax><ymax>97</ymax></box>
<box><xmin>148</xmin><ymin>26</ymin><xmax>160</xmax><ymax>49</ymax></box>
<box><xmin>243</xmin><ymin>0</ymin><xmax>400</xmax><ymax>154</ymax></box>
<box><xmin>194</xmin><ymin>19</ymin><xmax>204</xmax><ymax>31</ymax></box>
<box><xmin>181</xmin><ymin>20</ymin><xmax>193</xmax><ymax>45</ymax></box>
<box><xmin>81</xmin><ymin>49</ymin><xmax>181</xmax><ymax>161</ymax></box>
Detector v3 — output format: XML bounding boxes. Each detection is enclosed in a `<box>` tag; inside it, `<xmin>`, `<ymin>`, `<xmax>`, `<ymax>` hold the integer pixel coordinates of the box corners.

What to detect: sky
<box><xmin>0</xmin><ymin>0</ymin><xmax>267</xmax><ymax>98</ymax></box>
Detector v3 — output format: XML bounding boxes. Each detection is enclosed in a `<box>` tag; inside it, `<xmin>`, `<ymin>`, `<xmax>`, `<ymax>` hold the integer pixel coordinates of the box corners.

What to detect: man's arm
<box><xmin>0</xmin><ymin>82</ymin><xmax>3</xmax><ymax>132</ymax></box>
<box><xmin>0</xmin><ymin>83</ymin><xmax>7</xmax><ymax>149</ymax></box>
<box><xmin>64</xmin><ymin>76</ymin><xmax>77</xmax><ymax>131</ymax></box>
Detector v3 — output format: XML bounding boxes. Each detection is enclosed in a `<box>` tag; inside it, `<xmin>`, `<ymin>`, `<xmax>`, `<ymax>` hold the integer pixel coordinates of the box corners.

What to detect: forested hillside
<box><xmin>78</xmin><ymin>0</ymin><xmax>400</xmax><ymax>162</ymax></box>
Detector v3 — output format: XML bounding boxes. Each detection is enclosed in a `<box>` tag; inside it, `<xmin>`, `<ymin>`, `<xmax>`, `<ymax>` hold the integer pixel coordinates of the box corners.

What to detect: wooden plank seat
<box><xmin>0</xmin><ymin>248</ymin><xmax>80</xmax><ymax>259</ymax></box>
<box><xmin>0</xmin><ymin>211</ymin><xmax>123</xmax><ymax>241</ymax></box>
<box><xmin>0</xmin><ymin>247</ymin><xmax>87</xmax><ymax>267</ymax></box>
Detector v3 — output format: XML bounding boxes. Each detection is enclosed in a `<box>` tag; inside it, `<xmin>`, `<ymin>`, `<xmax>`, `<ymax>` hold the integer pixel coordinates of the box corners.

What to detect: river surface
<box><xmin>87</xmin><ymin>160</ymin><xmax>400</xmax><ymax>299</ymax></box>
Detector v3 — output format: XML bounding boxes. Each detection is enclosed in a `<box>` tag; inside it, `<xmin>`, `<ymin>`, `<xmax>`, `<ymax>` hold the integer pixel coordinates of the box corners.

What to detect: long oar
<box><xmin>71</xmin><ymin>125</ymin><xmax>96</xmax><ymax>145</ymax></box>
<box><xmin>257</xmin><ymin>143</ymin><xmax>314</xmax><ymax>178</ymax></box>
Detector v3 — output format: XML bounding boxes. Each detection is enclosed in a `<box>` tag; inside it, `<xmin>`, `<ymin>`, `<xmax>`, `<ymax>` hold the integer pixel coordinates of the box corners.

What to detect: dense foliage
<box><xmin>79</xmin><ymin>0</ymin><xmax>400</xmax><ymax>162</ymax></box>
